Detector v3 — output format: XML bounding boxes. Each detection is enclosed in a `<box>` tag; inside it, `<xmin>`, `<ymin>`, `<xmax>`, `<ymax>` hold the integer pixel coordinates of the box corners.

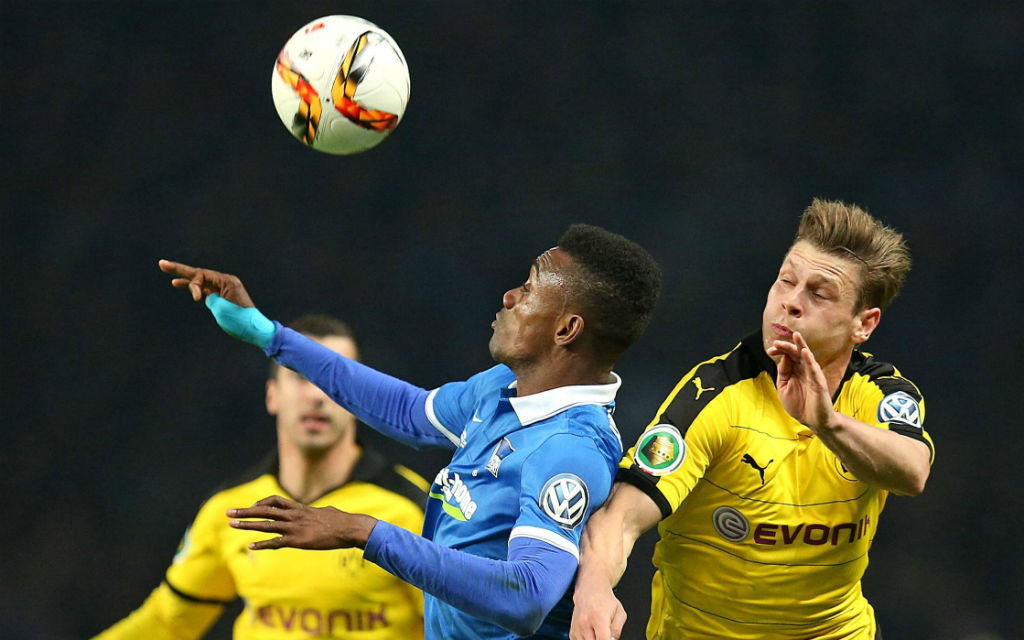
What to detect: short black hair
<box><xmin>268</xmin><ymin>314</ymin><xmax>357</xmax><ymax>379</ymax></box>
<box><xmin>557</xmin><ymin>224</ymin><xmax>662</xmax><ymax>357</ymax></box>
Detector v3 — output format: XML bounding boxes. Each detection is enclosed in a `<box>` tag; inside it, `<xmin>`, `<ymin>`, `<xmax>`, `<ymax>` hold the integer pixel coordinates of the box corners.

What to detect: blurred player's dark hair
<box><xmin>269</xmin><ymin>314</ymin><xmax>358</xmax><ymax>378</ymax></box>
<box><xmin>558</xmin><ymin>224</ymin><xmax>662</xmax><ymax>361</ymax></box>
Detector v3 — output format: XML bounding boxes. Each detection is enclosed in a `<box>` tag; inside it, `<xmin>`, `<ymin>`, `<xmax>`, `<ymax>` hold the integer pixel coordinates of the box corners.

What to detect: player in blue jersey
<box><xmin>159</xmin><ymin>224</ymin><xmax>662</xmax><ymax>640</ymax></box>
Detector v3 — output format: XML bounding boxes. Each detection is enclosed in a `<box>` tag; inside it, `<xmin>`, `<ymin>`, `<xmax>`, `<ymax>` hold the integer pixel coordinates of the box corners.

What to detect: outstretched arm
<box><xmin>228</xmin><ymin>496</ymin><xmax>574</xmax><ymax>637</ymax></box>
<box><xmin>570</xmin><ymin>482</ymin><xmax>662</xmax><ymax>640</ymax></box>
<box><xmin>768</xmin><ymin>331</ymin><xmax>931</xmax><ymax>495</ymax></box>
<box><xmin>159</xmin><ymin>260</ymin><xmax>456</xmax><ymax>450</ymax></box>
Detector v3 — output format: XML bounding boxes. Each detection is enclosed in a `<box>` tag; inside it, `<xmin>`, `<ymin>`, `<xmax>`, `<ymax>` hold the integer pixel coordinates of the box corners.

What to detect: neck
<box><xmin>818</xmin><ymin>349</ymin><xmax>854</xmax><ymax>398</ymax></box>
<box><xmin>511</xmin><ymin>355</ymin><xmax>614</xmax><ymax>397</ymax></box>
<box><xmin>276</xmin><ymin>436</ymin><xmax>360</xmax><ymax>504</ymax></box>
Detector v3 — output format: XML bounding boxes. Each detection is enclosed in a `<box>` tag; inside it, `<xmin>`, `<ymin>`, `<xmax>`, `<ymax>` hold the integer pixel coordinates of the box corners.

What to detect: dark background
<box><xmin>2</xmin><ymin>2</ymin><xmax>1020</xmax><ymax>639</ymax></box>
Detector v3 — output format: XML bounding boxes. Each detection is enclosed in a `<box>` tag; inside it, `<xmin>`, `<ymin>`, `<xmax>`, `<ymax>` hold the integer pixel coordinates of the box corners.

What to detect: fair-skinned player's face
<box><xmin>762</xmin><ymin>241</ymin><xmax>881</xmax><ymax>370</ymax></box>
<box><xmin>266</xmin><ymin>335</ymin><xmax>359</xmax><ymax>456</ymax></box>
<box><xmin>489</xmin><ymin>247</ymin><xmax>574</xmax><ymax>367</ymax></box>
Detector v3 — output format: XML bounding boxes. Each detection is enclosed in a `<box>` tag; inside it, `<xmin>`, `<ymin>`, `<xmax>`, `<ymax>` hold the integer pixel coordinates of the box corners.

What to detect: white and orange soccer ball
<box><xmin>271</xmin><ymin>15</ymin><xmax>410</xmax><ymax>155</ymax></box>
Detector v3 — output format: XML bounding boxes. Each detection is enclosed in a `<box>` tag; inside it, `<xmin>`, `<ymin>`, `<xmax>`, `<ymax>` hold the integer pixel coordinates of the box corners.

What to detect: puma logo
<box><xmin>741</xmin><ymin>453</ymin><xmax>773</xmax><ymax>485</ymax></box>
<box><xmin>692</xmin><ymin>376</ymin><xmax>715</xmax><ymax>400</ymax></box>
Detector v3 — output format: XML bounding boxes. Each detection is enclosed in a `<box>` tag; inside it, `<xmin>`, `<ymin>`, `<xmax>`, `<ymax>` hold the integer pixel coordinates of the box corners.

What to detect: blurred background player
<box><xmin>157</xmin><ymin>224</ymin><xmax>662</xmax><ymax>639</ymax></box>
<box><xmin>93</xmin><ymin>314</ymin><xmax>428</xmax><ymax>640</ymax></box>
<box><xmin>570</xmin><ymin>199</ymin><xmax>934</xmax><ymax>640</ymax></box>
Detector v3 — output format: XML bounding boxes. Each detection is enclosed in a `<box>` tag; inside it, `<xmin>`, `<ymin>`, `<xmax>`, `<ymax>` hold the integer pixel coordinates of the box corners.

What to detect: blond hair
<box><xmin>795</xmin><ymin>198</ymin><xmax>911</xmax><ymax>310</ymax></box>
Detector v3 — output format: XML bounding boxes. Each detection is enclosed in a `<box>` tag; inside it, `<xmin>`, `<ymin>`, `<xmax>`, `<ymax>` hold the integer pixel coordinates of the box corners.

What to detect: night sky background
<box><xmin>2</xmin><ymin>2</ymin><xmax>1021</xmax><ymax>639</ymax></box>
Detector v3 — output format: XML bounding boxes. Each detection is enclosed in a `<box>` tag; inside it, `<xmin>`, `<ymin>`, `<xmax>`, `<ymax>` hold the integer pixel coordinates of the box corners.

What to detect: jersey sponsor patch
<box><xmin>634</xmin><ymin>424</ymin><xmax>687</xmax><ymax>476</ymax></box>
<box><xmin>540</xmin><ymin>473</ymin><xmax>589</xmax><ymax>529</ymax></box>
<box><xmin>431</xmin><ymin>467</ymin><xmax>478</xmax><ymax>520</ymax></box>
<box><xmin>712</xmin><ymin>506</ymin><xmax>749</xmax><ymax>542</ymax></box>
<box><xmin>877</xmin><ymin>391</ymin><xmax>922</xmax><ymax>428</ymax></box>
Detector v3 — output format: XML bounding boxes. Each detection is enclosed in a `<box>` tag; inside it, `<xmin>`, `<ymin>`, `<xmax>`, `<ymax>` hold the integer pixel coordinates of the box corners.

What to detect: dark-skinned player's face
<box><xmin>489</xmin><ymin>247</ymin><xmax>574</xmax><ymax>367</ymax></box>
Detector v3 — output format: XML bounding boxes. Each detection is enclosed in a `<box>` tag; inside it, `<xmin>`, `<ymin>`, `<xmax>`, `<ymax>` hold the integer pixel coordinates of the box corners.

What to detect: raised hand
<box><xmin>158</xmin><ymin>259</ymin><xmax>256</xmax><ymax>307</ymax></box>
<box><xmin>227</xmin><ymin>495</ymin><xmax>378</xmax><ymax>551</ymax></box>
<box><xmin>766</xmin><ymin>331</ymin><xmax>835</xmax><ymax>433</ymax></box>
<box><xmin>159</xmin><ymin>259</ymin><xmax>275</xmax><ymax>347</ymax></box>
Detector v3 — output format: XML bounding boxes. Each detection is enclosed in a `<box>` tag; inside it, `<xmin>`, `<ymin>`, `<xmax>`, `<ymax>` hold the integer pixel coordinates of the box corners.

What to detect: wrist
<box><xmin>347</xmin><ymin>514</ymin><xmax>379</xmax><ymax>549</ymax></box>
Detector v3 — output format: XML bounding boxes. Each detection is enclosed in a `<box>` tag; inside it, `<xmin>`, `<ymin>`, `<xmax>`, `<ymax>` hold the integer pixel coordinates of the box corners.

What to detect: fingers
<box><xmin>255</xmin><ymin>495</ymin><xmax>295</xmax><ymax>508</ymax></box>
<box><xmin>767</xmin><ymin>338</ymin><xmax>799</xmax><ymax>358</ymax></box>
<box><xmin>792</xmin><ymin>331</ymin><xmax>811</xmax><ymax>358</ymax></box>
<box><xmin>793</xmin><ymin>332</ymin><xmax>817</xmax><ymax>368</ymax></box>
<box><xmin>226</xmin><ymin>495</ymin><xmax>296</xmax><ymax>520</ymax></box>
<box><xmin>159</xmin><ymin>259</ymin><xmax>229</xmax><ymax>302</ymax></box>
<box><xmin>158</xmin><ymin>259</ymin><xmax>195</xmax><ymax>277</ymax></box>
<box><xmin>228</xmin><ymin>517</ymin><xmax>287</xmax><ymax>533</ymax></box>
<box><xmin>248</xmin><ymin>536</ymin><xmax>287</xmax><ymax>551</ymax></box>
<box><xmin>610</xmin><ymin>602</ymin><xmax>627</xmax><ymax>637</ymax></box>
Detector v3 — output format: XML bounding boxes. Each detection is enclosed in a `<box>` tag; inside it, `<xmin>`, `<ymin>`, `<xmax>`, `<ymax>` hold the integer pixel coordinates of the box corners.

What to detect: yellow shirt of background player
<box><xmin>95</xmin><ymin>452</ymin><xmax>427</xmax><ymax>640</ymax></box>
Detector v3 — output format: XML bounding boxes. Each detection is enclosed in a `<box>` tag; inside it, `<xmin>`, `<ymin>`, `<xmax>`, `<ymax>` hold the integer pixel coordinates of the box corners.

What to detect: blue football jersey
<box><xmin>420</xmin><ymin>364</ymin><xmax>623</xmax><ymax>639</ymax></box>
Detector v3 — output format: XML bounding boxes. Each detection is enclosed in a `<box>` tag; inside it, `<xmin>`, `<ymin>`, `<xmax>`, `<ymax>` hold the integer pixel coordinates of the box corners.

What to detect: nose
<box><xmin>782</xmin><ymin>288</ymin><xmax>803</xmax><ymax>317</ymax></box>
<box><xmin>502</xmin><ymin>287</ymin><xmax>520</xmax><ymax>309</ymax></box>
<box><xmin>300</xmin><ymin>378</ymin><xmax>328</xmax><ymax>403</ymax></box>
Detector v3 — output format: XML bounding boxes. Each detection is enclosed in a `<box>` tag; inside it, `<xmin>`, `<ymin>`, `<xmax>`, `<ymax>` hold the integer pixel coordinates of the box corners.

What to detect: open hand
<box><xmin>766</xmin><ymin>331</ymin><xmax>834</xmax><ymax>432</ymax></box>
<box><xmin>227</xmin><ymin>495</ymin><xmax>378</xmax><ymax>551</ymax></box>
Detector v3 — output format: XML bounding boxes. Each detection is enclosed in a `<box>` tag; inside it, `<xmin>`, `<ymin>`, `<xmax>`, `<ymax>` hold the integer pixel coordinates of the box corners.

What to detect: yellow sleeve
<box><xmin>91</xmin><ymin>583</ymin><xmax>223</xmax><ymax>640</ymax></box>
<box><xmin>381</xmin><ymin>469</ymin><xmax>427</xmax><ymax>619</ymax></box>
<box><xmin>164</xmin><ymin>495</ymin><xmax>236</xmax><ymax>600</ymax></box>
<box><xmin>618</xmin><ymin>396</ymin><xmax>727</xmax><ymax>515</ymax></box>
<box><xmin>92</xmin><ymin>495</ymin><xmax>236</xmax><ymax>639</ymax></box>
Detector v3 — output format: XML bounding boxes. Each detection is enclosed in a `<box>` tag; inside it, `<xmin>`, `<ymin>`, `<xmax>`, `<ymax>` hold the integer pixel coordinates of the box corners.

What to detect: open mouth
<box><xmin>300</xmin><ymin>415</ymin><xmax>329</xmax><ymax>431</ymax></box>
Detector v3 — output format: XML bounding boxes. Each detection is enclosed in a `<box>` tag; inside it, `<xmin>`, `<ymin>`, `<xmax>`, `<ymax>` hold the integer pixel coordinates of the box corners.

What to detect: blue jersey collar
<box><xmin>503</xmin><ymin>373</ymin><xmax>621</xmax><ymax>426</ymax></box>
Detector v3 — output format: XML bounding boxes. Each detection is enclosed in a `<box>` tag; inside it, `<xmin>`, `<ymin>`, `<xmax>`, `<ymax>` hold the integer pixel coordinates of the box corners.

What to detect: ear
<box><xmin>266</xmin><ymin>378</ymin><xmax>278</xmax><ymax>415</ymax></box>
<box><xmin>852</xmin><ymin>307</ymin><xmax>881</xmax><ymax>345</ymax></box>
<box><xmin>554</xmin><ymin>313</ymin><xmax>585</xmax><ymax>347</ymax></box>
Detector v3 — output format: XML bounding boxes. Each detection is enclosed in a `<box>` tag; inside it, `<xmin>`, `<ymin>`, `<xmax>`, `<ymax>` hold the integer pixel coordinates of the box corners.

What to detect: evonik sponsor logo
<box><xmin>752</xmin><ymin>515</ymin><xmax>872</xmax><ymax>546</ymax></box>
<box><xmin>431</xmin><ymin>467</ymin><xmax>478</xmax><ymax>520</ymax></box>
<box><xmin>254</xmin><ymin>602</ymin><xmax>390</xmax><ymax>633</ymax></box>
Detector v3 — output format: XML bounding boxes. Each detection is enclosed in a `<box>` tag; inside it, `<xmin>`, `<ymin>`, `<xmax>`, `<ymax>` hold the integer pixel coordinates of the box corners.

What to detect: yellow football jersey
<box><xmin>95</xmin><ymin>447</ymin><xmax>428</xmax><ymax>640</ymax></box>
<box><xmin>618</xmin><ymin>333</ymin><xmax>934</xmax><ymax>640</ymax></box>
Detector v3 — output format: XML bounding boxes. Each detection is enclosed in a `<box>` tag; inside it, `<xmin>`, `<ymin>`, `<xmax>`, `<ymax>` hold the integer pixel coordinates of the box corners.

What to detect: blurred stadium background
<box><xmin>2</xmin><ymin>2</ymin><xmax>1020</xmax><ymax>638</ymax></box>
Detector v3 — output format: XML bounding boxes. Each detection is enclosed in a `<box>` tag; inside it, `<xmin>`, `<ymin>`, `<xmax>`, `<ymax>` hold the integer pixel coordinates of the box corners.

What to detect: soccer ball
<box><xmin>271</xmin><ymin>15</ymin><xmax>410</xmax><ymax>155</ymax></box>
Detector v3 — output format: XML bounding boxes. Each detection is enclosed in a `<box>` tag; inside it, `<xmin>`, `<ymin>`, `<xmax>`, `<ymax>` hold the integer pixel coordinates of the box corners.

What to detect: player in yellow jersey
<box><xmin>570</xmin><ymin>199</ymin><xmax>934</xmax><ymax>640</ymax></box>
<box><xmin>93</xmin><ymin>315</ymin><xmax>428</xmax><ymax>640</ymax></box>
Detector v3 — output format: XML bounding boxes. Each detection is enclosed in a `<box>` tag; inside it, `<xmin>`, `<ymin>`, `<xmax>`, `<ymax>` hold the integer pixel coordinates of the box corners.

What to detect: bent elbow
<box><xmin>896</xmin><ymin>467</ymin><xmax>930</xmax><ymax>497</ymax></box>
<box><xmin>907</xmin><ymin>473</ymin><xmax>928</xmax><ymax>497</ymax></box>
<box><xmin>505</xmin><ymin>604</ymin><xmax>546</xmax><ymax>637</ymax></box>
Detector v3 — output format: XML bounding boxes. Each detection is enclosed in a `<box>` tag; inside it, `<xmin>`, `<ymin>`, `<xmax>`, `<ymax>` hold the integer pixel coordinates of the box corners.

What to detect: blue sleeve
<box><xmin>265</xmin><ymin>323</ymin><xmax>456</xmax><ymax>450</ymax></box>
<box><xmin>510</xmin><ymin>431</ymin><xmax>617</xmax><ymax>558</ymax></box>
<box><xmin>364</xmin><ymin>522</ymin><xmax>577</xmax><ymax>637</ymax></box>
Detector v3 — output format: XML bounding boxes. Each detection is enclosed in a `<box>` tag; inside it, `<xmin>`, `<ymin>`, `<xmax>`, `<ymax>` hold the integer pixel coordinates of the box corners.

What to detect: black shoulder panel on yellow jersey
<box><xmin>852</xmin><ymin>355</ymin><xmax>922</xmax><ymax>401</ymax></box>
<box><xmin>660</xmin><ymin>333</ymin><xmax>772</xmax><ymax>436</ymax></box>
<box><xmin>849</xmin><ymin>353</ymin><xmax>930</xmax><ymax>451</ymax></box>
<box><xmin>354</xmin><ymin>446</ymin><xmax>428</xmax><ymax>510</ymax></box>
